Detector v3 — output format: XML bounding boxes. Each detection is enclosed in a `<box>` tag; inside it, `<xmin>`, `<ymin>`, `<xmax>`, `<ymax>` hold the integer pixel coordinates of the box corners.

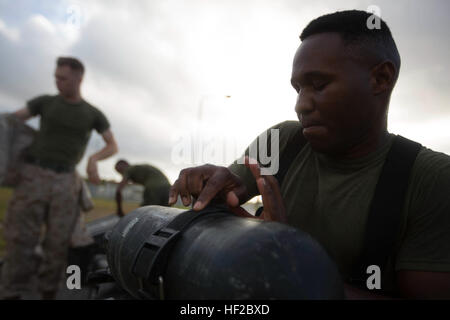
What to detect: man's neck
<box><xmin>61</xmin><ymin>92</ymin><xmax>82</xmax><ymax>104</ymax></box>
<box><xmin>340</xmin><ymin>129</ymin><xmax>390</xmax><ymax>160</ymax></box>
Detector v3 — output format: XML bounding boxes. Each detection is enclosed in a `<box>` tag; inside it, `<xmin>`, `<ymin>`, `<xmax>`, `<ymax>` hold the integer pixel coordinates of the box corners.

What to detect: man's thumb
<box><xmin>226</xmin><ymin>191</ymin><xmax>239</xmax><ymax>207</ymax></box>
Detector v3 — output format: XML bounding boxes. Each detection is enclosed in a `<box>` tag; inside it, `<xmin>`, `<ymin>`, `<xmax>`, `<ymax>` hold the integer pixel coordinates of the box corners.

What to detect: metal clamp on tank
<box><xmin>132</xmin><ymin>227</ymin><xmax>180</xmax><ymax>299</ymax></box>
<box><xmin>131</xmin><ymin>205</ymin><xmax>228</xmax><ymax>299</ymax></box>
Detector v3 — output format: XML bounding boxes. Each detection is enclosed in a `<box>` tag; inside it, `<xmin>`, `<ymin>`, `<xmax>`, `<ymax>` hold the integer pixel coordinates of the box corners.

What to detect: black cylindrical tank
<box><xmin>106</xmin><ymin>205</ymin><xmax>344</xmax><ymax>300</ymax></box>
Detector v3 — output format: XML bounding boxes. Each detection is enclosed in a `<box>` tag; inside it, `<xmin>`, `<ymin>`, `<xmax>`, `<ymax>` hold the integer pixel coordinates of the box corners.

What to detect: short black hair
<box><xmin>115</xmin><ymin>159</ymin><xmax>129</xmax><ymax>167</ymax></box>
<box><xmin>56</xmin><ymin>56</ymin><xmax>85</xmax><ymax>74</ymax></box>
<box><xmin>300</xmin><ymin>10</ymin><xmax>401</xmax><ymax>80</ymax></box>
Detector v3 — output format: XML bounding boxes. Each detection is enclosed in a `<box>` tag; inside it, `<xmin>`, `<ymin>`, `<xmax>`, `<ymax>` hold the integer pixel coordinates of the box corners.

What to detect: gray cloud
<box><xmin>1</xmin><ymin>0</ymin><xmax>449</xmax><ymax>182</ymax></box>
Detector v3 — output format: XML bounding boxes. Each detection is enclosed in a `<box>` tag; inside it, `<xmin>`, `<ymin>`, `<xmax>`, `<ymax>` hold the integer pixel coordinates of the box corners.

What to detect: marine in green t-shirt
<box><xmin>115</xmin><ymin>159</ymin><xmax>171</xmax><ymax>216</ymax></box>
<box><xmin>2</xmin><ymin>56</ymin><xmax>119</xmax><ymax>300</ymax></box>
<box><xmin>168</xmin><ymin>11</ymin><xmax>450</xmax><ymax>298</ymax></box>
<box><xmin>228</xmin><ymin>120</ymin><xmax>450</xmax><ymax>294</ymax></box>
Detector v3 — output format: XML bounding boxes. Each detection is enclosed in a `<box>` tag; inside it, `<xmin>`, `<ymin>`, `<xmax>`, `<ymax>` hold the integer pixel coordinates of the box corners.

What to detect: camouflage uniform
<box><xmin>1</xmin><ymin>163</ymin><xmax>80</xmax><ymax>298</ymax></box>
<box><xmin>1</xmin><ymin>95</ymin><xmax>110</xmax><ymax>299</ymax></box>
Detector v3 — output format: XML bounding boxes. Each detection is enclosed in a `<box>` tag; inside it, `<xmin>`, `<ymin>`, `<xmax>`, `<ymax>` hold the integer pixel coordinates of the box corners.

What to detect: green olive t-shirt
<box><xmin>125</xmin><ymin>164</ymin><xmax>171</xmax><ymax>189</ymax></box>
<box><xmin>27</xmin><ymin>94</ymin><xmax>110</xmax><ymax>167</ymax></box>
<box><xmin>229</xmin><ymin>121</ymin><xmax>450</xmax><ymax>291</ymax></box>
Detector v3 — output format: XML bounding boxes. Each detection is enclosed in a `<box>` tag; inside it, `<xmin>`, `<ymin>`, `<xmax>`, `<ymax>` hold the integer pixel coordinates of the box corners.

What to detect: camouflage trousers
<box><xmin>1</xmin><ymin>163</ymin><xmax>80</xmax><ymax>298</ymax></box>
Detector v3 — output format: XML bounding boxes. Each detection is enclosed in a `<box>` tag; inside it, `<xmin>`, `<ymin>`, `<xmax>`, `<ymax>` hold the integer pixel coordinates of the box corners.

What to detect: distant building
<box><xmin>86</xmin><ymin>180</ymin><xmax>143</xmax><ymax>203</ymax></box>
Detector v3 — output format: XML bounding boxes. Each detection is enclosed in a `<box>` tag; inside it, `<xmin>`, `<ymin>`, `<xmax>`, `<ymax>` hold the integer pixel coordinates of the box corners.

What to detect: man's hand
<box><xmin>87</xmin><ymin>157</ymin><xmax>101</xmax><ymax>184</ymax></box>
<box><xmin>168</xmin><ymin>157</ymin><xmax>287</xmax><ymax>223</ymax></box>
<box><xmin>86</xmin><ymin>129</ymin><xmax>118</xmax><ymax>185</ymax></box>
<box><xmin>229</xmin><ymin>157</ymin><xmax>287</xmax><ymax>223</ymax></box>
<box><xmin>13</xmin><ymin>107</ymin><xmax>33</xmax><ymax>122</ymax></box>
<box><xmin>245</xmin><ymin>157</ymin><xmax>287</xmax><ymax>223</ymax></box>
<box><xmin>168</xmin><ymin>164</ymin><xmax>249</xmax><ymax>210</ymax></box>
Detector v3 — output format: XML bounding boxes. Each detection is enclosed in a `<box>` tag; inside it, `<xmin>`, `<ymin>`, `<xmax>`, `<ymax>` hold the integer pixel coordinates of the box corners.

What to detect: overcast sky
<box><xmin>1</xmin><ymin>0</ymin><xmax>449</xmax><ymax>183</ymax></box>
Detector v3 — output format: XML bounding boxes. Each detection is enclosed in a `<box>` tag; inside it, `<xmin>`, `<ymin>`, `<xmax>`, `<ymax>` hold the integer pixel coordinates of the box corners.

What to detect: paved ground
<box><xmin>0</xmin><ymin>214</ymin><xmax>127</xmax><ymax>300</ymax></box>
<box><xmin>0</xmin><ymin>261</ymin><xmax>133</xmax><ymax>300</ymax></box>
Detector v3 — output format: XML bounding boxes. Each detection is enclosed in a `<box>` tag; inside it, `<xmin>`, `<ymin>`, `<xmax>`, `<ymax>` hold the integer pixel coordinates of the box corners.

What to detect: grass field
<box><xmin>0</xmin><ymin>186</ymin><xmax>140</xmax><ymax>258</ymax></box>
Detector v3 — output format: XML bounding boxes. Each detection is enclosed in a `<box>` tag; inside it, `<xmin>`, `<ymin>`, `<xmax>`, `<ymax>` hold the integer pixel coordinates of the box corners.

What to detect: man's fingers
<box><xmin>193</xmin><ymin>174</ymin><xmax>225</xmax><ymax>211</ymax></box>
<box><xmin>187</xmin><ymin>173</ymin><xmax>204</xmax><ymax>198</ymax></box>
<box><xmin>169</xmin><ymin>168</ymin><xmax>209</xmax><ymax>206</ymax></box>
<box><xmin>260</xmin><ymin>175</ymin><xmax>287</xmax><ymax>223</ymax></box>
<box><xmin>87</xmin><ymin>165</ymin><xmax>101</xmax><ymax>184</ymax></box>
<box><xmin>257</xmin><ymin>176</ymin><xmax>283</xmax><ymax>221</ymax></box>
<box><xmin>256</xmin><ymin>177</ymin><xmax>273</xmax><ymax>206</ymax></box>
<box><xmin>265</xmin><ymin>175</ymin><xmax>284</xmax><ymax>204</ymax></box>
<box><xmin>177</xmin><ymin>170</ymin><xmax>192</xmax><ymax>206</ymax></box>
<box><xmin>244</xmin><ymin>156</ymin><xmax>262</xmax><ymax>181</ymax></box>
<box><xmin>168</xmin><ymin>184</ymin><xmax>179</xmax><ymax>205</ymax></box>
<box><xmin>169</xmin><ymin>165</ymin><xmax>243</xmax><ymax>211</ymax></box>
<box><xmin>225</xmin><ymin>191</ymin><xmax>240</xmax><ymax>208</ymax></box>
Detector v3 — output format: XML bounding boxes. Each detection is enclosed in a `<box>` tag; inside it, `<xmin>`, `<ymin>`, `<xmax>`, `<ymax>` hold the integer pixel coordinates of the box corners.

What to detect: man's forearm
<box><xmin>89</xmin><ymin>142</ymin><xmax>118</xmax><ymax>162</ymax></box>
<box><xmin>13</xmin><ymin>107</ymin><xmax>33</xmax><ymax>122</ymax></box>
<box><xmin>115</xmin><ymin>188</ymin><xmax>124</xmax><ymax>216</ymax></box>
<box><xmin>116</xmin><ymin>193</ymin><xmax>123</xmax><ymax>210</ymax></box>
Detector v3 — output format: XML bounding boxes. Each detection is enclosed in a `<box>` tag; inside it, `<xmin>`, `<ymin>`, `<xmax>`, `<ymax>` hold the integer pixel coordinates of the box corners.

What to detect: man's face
<box><xmin>54</xmin><ymin>65</ymin><xmax>81</xmax><ymax>97</ymax></box>
<box><xmin>291</xmin><ymin>32</ymin><xmax>378</xmax><ymax>155</ymax></box>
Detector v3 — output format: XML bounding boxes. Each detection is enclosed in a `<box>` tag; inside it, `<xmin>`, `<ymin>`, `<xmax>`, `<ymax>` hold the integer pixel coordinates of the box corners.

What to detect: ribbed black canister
<box><xmin>106</xmin><ymin>205</ymin><xmax>344</xmax><ymax>299</ymax></box>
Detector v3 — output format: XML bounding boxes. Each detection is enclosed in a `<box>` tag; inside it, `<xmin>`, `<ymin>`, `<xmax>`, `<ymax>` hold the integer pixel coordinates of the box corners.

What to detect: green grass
<box><xmin>86</xmin><ymin>198</ymin><xmax>140</xmax><ymax>222</ymax></box>
<box><xmin>0</xmin><ymin>187</ymin><xmax>13</xmax><ymax>257</ymax></box>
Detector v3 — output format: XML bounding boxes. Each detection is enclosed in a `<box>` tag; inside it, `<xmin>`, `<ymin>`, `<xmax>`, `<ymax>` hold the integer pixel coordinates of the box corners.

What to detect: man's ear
<box><xmin>74</xmin><ymin>70</ymin><xmax>83</xmax><ymax>83</ymax></box>
<box><xmin>370</xmin><ymin>60</ymin><xmax>397</xmax><ymax>95</ymax></box>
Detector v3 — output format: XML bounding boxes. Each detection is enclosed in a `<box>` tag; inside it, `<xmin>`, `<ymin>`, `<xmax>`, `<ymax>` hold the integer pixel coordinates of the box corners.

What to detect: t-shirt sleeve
<box><xmin>228</xmin><ymin>120</ymin><xmax>301</xmax><ymax>200</ymax></box>
<box><xmin>92</xmin><ymin>107</ymin><xmax>110</xmax><ymax>134</ymax></box>
<box><xmin>395</xmin><ymin>149</ymin><xmax>450</xmax><ymax>272</ymax></box>
<box><xmin>26</xmin><ymin>95</ymin><xmax>52</xmax><ymax>116</ymax></box>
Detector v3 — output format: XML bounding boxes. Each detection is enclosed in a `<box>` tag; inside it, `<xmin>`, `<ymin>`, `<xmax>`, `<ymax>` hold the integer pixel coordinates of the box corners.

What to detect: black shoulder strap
<box><xmin>255</xmin><ymin>127</ymin><xmax>306</xmax><ymax>217</ymax></box>
<box><xmin>350</xmin><ymin>135</ymin><xmax>422</xmax><ymax>289</ymax></box>
<box><xmin>132</xmin><ymin>205</ymin><xmax>228</xmax><ymax>299</ymax></box>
